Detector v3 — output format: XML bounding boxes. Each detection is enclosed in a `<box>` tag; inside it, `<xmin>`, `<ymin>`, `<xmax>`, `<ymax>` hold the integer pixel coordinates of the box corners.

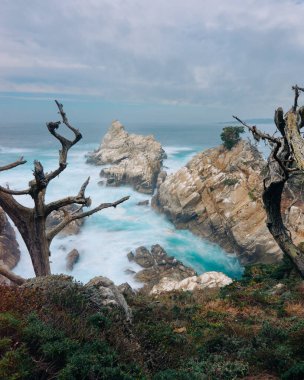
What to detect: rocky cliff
<box><xmin>152</xmin><ymin>140</ymin><xmax>304</xmax><ymax>265</ymax></box>
<box><xmin>87</xmin><ymin>120</ymin><xmax>166</xmax><ymax>194</ymax></box>
<box><xmin>0</xmin><ymin>207</ymin><xmax>20</xmax><ymax>283</ymax></box>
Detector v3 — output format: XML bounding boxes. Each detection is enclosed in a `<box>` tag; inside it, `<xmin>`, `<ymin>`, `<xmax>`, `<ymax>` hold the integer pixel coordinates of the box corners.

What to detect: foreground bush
<box><xmin>0</xmin><ymin>263</ymin><xmax>304</xmax><ymax>379</ymax></box>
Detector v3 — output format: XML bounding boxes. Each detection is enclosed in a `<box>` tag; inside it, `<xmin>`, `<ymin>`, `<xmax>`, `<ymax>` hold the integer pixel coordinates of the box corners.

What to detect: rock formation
<box><xmin>86</xmin><ymin>120</ymin><xmax>166</xmax><ymax>194</ymax></box>
<box><xmin>66</xmin><ymin>249</ymin><xmax>80</xmax><ymax>271</ymax></box>
<box><xmin>0</xmin><ymin>207</ymin><xmax>20</xmax><ymax>283</ymax></box>
<box><xmin>85</xmin><ymin>276</ymin><xmax>132</xmax><ymax>321</ymax></box>
<box><xmin>152</xmin><ymin>140</ymin><xmax>304</xmax><ymax>265</ymax></box>
<box><xmin>150</xmin><ymin>271</ymin><xmax>233</xmax><ymax>294</ymax></box>
<box><xmin>127</xmin><ymin>244</ymin><xmax>196</xmax><ymax>290</ymax></box>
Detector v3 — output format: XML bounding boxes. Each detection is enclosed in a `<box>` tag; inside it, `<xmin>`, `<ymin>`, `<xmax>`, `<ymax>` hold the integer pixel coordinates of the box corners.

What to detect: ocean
<box><xmin>0</xmin><ymin>120</ymin><xmax>275</xmax><ymax>287</ymax></box>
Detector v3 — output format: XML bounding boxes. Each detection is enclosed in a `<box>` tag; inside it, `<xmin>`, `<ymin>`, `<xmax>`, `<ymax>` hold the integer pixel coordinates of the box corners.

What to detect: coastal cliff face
<box><xmin>152</xmin><ymin>140</ymin><xmax>304</xmax><ymax>265</ymax></box>
<box><xmin>0</xmin><ymin>207</ymin><xmax>20</xmax><ymax>283</ymax></box>
<box><xmin>86</xmin><ymin>120</ymin><xmax>166</xmax><ymax>194</ymax></box>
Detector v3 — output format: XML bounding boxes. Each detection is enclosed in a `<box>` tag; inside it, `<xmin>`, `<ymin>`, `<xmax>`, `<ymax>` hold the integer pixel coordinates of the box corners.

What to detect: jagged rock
<box><xmin>128</xmin><ymin>244</ymin><xmax>196</xmax><ymax>290</ymax></box>
<box><xmin>0</xmin><ymin>207</ymin><xmax>20</xmax><ymax>284</ymax></box>
<box><xmin>86</xmin><ymin>276</ymin><xmax>132</xmax><ymax>321</ymax></box>
<box><xmin>152</xmin><ymin>140</ymin><xmax>304</xmax><ymax>265</ymax></box>
<box><xmin>150</xmin><ymin>271</ymin><xmax>233</xmax><ymax>294</ymax></box>
<box><xmin>86</xmin><ymin>120</ymin><xmax>166</xmax><ymax>194</ymax></box>
<box><xmin>124</xmin><ymin>268</ymin><xmax>136</xmax><ymax>275</ymax></box>
<box><xmin>66</xmin><ymin>249</ymin><xmax>80</xmax><ymax>271</ymax></box>
<box><xmin>127</xmin><ymin>251</ymin><xmax>135</xmax><ymax>262</ymax></box>
<box><xmin>134</xmin><ymin>246</ymin><xmax>155</xmax><ymax>268</ymax></box>
<box><xmin>137</xmin><ymin>200</ymin><xmax>149</xmax><ymax>206</ymax></box>
<box><xmin>117</xmin><ymin>282</ymin><xmax>136</xmax><ymax>298</ymax></box>
<box><xmin>46</xmin><ymin>204</ymin><xmax>84</xmax><ymax>236</ymax></box>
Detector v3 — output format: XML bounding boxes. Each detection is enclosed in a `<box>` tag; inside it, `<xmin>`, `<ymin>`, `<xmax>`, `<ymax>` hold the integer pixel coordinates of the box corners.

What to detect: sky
<box><xmin>1</xmin><ymin>0</ymin><xmax>304</xmax><ymax>124</ymax></box>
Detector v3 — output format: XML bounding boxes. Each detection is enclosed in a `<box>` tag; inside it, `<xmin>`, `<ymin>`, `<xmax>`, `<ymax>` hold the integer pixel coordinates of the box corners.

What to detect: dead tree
<box><xmin>234</xmin><ymin>85</ymin><xmax>304</xmax><ymax>277</ymax></box>
<box><xmin>0</xmin><ymin>101</ymin><xmax>129</xmax><ymax>283</ymax></box>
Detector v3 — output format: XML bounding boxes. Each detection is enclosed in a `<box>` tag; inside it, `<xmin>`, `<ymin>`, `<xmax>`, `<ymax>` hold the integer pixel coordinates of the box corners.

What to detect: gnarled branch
<box><xmin>45</xmin><ymin>100</ymin><xmax>82</xmax><ymax>182</ymax></box>
<box><xmin>47</xmin><ymin>196</ymin><xmax>130</xmax><ymax>242</ymax></box>
<box><xmin>45</xmin><ymin>177</ymin><xmax>91</xmax><ymax>216</ymax></box>
<box><xmin>0</xmin><ymin>156</ymin><xmax>26</xmax><ymax>172</ymax></box>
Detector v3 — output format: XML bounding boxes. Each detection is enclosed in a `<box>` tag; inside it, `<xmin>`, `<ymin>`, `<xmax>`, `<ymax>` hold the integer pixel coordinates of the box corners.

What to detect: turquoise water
<box><xmin>0</xmin><ymin>119</ymin><xmax>272</xmax><ymax>286</ymax></box>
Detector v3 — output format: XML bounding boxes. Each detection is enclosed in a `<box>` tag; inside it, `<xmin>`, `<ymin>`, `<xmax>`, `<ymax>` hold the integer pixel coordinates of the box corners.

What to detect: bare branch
<box><xmin>0</xmin><ymin>262</ymin><xmax>26</xmax><ymax>285</ymax></box>
<box><xmin>292</xmin><ymin>85</ymin><xmax>300</xmax><ymax>112</ymax></box>
<box><xmin>274</xmin><ymin>107</ymin><xmax>286</xmax><ymax>136</ymax></box>
<box><xmin>45</xmin><ymin>177</ymin><xmax>91</xmax><ymax>215</ymax></box>
<box><xmin>78</xmin><ymin>176</ymin><xmax>90</xmax><ymax>197</ymax></box>
<box><xmin>45</xmin><ymin>100</ymin><xmax>82</xmax><ymax>182</ymax></box>
<box><xmin>0</xmin><ymin>157</ymin><xmax>26</xmax><ymax>172</ymax></box>
<box><xmin>0</xmin><ymin>185</ymin><xmax>30</xmax><ymax>196</ymax></box>
<box><xmin>47</xmin><ymin>196</ymin><xmax>130</xmax><ymax>241</ymax></box>
<box><xmin>32</xmin><ymin>160</ymin><xmax>47</xmax><ymax>190</ymax></box>
<box><xmin>232</xmin><ymin>116</ymin><xmax>281</xmax><ymax>143</ymax></box>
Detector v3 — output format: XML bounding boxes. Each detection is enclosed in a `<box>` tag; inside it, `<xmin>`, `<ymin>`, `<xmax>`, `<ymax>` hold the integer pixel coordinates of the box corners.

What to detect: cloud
<box><xmin>0</xmin><ymin>0</ymin><xmax>304</xmax><ymax>120</ymax></box>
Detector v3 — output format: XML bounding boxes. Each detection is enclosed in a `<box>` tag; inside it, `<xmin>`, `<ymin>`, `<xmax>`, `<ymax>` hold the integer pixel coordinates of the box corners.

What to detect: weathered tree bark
<box><xmin>234</xmin><ymin>85</ymin><xmax>304</xmax><ymax>277</ymax></box>
<box><xmin>0</xmin><ymin>101</ymin><xmax>129</xmax><ymax>280</ymax></box>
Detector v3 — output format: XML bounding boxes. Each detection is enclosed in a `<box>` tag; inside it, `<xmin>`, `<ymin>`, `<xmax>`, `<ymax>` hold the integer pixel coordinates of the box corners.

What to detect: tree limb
<box><xmin>45</xmin><ymin>177</ymin><xmax>91</xmax><ymax>216</ymax></box>
<box><xmin>0</xmin><ymin>157</ymin><xmax>27</xmax><ymax>172</ymax></box>
<box><xmin>47</xmin><ymin>196</ymin><xmax>130</xmax><ymax>242</ymax></box>
<box><xmin>0</xmin><ymin>262</ymin><xmax>26</xmax><ymax>285</ymax></box>
<box><xmin>0</xmin><ymin>185</ymin><xmax>30</xmax><ymax>195</ymax></box>
<box><xmin>232</xmin><ymin>116</ymin><xmax>281</xmax><ymax>143</ymax></box>
<box><xmin>45</xmin><ymin>100</ymin><xmax>82</xmax><ymax>182</ymax></box>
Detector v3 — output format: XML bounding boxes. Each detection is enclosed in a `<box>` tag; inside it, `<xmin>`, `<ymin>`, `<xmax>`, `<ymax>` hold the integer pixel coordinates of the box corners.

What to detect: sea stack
<box><xmin>152</xmin><ymin>140</ymin><xmax>304</xmax><ymax>265</ymax></box>
<box><xmin>87</xmin><ymin>120</ymin><xmax>166</xmax><ymax>194</ymax></box>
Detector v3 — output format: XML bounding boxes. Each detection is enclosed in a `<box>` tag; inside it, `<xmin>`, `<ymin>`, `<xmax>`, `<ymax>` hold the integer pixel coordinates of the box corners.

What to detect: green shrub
<box><xmin>223</xmin><ymin>178</ymin><xmax>239</xmax><ymax>186</ymax></box>
<box><xmin>282</xmin><ymin>362</ymin><xmax>304</xmax><ymax>380</ymax></box>
<box><xmin>221</xmin><ymin>126</ymin><xmax>245</xmax><ymax>150</ymax></box>
<box><xmin>153</xmin><ymin>369</ymin><xmax>198</xmax><ymax>380</ymax></box>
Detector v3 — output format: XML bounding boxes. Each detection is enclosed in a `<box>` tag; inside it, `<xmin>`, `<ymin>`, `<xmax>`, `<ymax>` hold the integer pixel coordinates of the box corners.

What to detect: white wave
<box><xmin>0</xmin><ymin>146</ymin><xmax>35</xmax><ymax>154</ymax></box>
<box><xmin>10</xmin><ymin>145</ymin><xmax>243</xmax><ymax>286</ymax></box>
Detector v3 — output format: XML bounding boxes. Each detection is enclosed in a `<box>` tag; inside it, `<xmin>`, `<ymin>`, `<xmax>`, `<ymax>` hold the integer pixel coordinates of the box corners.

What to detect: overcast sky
<box><xmin>1</xmin><ymin>0</ymin><xmax>304</xmax><ymax>123</ymax></box>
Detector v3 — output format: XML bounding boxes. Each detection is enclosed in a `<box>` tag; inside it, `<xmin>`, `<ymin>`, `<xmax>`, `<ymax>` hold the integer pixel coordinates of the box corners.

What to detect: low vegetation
<box><xmin>1</xmin><ymin>262</ymin><xmax>304</xmax><ymax>379</ymax></box>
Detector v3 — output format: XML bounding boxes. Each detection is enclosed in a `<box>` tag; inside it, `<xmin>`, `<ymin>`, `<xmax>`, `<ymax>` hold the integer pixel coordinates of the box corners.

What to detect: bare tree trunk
<box><xmin>0</xmin><ymin>101</ymin><xmax>129</xmax><ymax>283</ymax></box>
<box><xmin>263</xmin><ymin>180</ymin><xmax>304</xmax><ymax>276</ymax></box>
<box><xmin>233</xmin><ymin>85</ymin><xmax>304</xmax><ymax>277</ymax></box>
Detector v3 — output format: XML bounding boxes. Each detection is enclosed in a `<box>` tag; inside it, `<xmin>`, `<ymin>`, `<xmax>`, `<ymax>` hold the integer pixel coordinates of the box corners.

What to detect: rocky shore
<box><xmin>86</xmin><ymin>120</ymin><xmax>166</xmax><ymax>194</ymax></box>
<box><xmin>152</xmin><ymin>140</ymin><xmax>304</xmax><ymax>265</ymax></box>
<box><xmin>127</xmin><ymin>244</ymin><xmax>232</xmax><ymax>294</ymax></box>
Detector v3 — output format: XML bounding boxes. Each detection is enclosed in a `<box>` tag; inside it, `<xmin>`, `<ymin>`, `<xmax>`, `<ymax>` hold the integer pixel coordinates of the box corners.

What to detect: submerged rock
<box><xmin>152</xmin><ymin>140</ymin><xmax>304</xmax><ymax>265</ymax></box>
<box><xmin>66</xmin><ymin>249</ymin><xmax>80</xmax><ymax>271</ymax></box>
<box><xmin>0</xmin><ymin>207</ymin><xmax>20</xmax><ymax>284</ymax></box>
<box><xmin>46</xmin><ymin>205</ymin><xmax>84</xmax><ymax>236</ymax></box>
<box><xmin>150</xmin><ymin>271</ymin><xmax>233</xmax><ymax>294</ymax></box>
<box><xmin>128</xmin><ymin>244</ymin><xmax>196</xmax><ymax>290</ymax></box>
<box><xmin>137</xmin><ymin>200</ymin><xmax>149</xmax><ymax>206</ymax></box>
<box><xmin>86</xmin><ymin>120</ymin><xmax>166</xmax><ymax>194</ymax></box>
